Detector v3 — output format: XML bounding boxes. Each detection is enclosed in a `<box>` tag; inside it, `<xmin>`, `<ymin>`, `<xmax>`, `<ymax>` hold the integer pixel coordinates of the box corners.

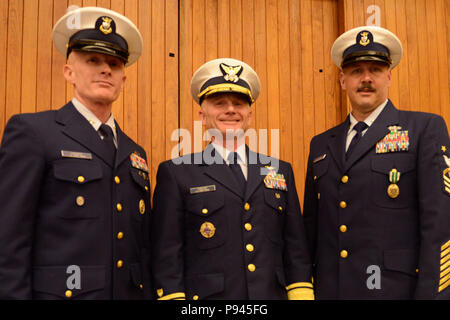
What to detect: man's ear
<box><xmin>198</xmin><ymin>107</ymin><xmax>207</xmax><ymax>126</ymax></box>
<box><xmin>63</xmin><ymin>63</ymin><xmax>75</xmax><ymax>84</ymax></box>
<box><xmin>339</xmin><ymin>71</ymin><xmax>346</xmax><ymax>90</ymax></box>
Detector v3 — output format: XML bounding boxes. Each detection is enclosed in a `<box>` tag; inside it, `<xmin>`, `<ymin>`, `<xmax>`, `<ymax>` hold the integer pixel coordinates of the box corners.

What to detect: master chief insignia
<box><xmin>99</xmin><ymin>16</ymin><xmax>113</xmax><ymax>34</ymax></box>
<box><xmin>220</xmin><ymin>63</ymin><xmax>243</xmax><ymax>83</ymax></box>
<box><xmin>199</xmin><ymin>222</ymin><xmax>216</xmax><ymax>239</ymax></box>
<box><xmin>358</xmin><ymin>31</ymin><xmax>371</xmax><ymax>46</ymax></box>
<box><xmin>443</xmin><ymin>154</ymin><xmax>450</xmax><ymax>195</ymax></box>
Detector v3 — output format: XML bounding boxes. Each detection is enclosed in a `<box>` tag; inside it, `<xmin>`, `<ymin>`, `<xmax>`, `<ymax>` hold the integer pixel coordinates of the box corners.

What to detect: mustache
<box><xmin>357</xmin><ymin>84</ymin><xmax>375</xmax><ymax>92</ymax></box>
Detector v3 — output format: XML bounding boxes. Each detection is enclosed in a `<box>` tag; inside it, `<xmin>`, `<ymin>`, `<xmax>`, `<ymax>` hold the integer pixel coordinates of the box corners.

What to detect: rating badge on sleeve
<box><xmin>443</xmin><ymin>153</ymin><xmax>450</xmax><ymax>196</ymax></box>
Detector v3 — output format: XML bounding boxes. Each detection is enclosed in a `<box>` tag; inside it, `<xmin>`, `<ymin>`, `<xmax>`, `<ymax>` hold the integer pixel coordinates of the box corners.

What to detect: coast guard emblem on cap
<box><xmin>220</xmin><ymin>63</ymin><xmax>243</xmax><ymax>83</ymax></box>
<box><xmin>99</xmin><ymin>17</ymin><xmax>113</xmax><ymax>34</ymax></box>
<box><xmin>359</xmin><ymin>31</ymin><xmax>371</xmax><ymax>46</ymax></box>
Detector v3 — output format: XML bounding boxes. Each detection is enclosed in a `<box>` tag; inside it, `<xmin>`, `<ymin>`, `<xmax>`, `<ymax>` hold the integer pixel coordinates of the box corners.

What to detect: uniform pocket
<box><xmin>383</xmin><ymin>249</ymin><xmax>418</xmax><ymax>276</ymax></box>
<box><xmin>185</xmin><ymin>273</ymin><xmax>224</xmax><ymax>300</ymax></box>
<box><xmin>32</xmin><ymin>265</ymin><xmax>105</xmax><ymax>299</ymax></box>
<box><xmin>52</xmin><ymin>159</ymin><xmax>103</xmax><ymax>219</ymax></box>
<box><xmin>185</xmin><ymin>192</ymin><xmax>226</xmax><ymax>250</ymax></box>
<box><xmin>263</xmin><ymin>188</ymin><xmax>287</xmax><ymax>245</ymax></box>
<box><xmin>371</xmin><ymin>153</ymin><xmax>417</xmax><ymax>209</ymax></box>
<box><xmin>53</xmin><ymin>159</ymin><xmax>102</xmax><ymax>183</ymax></box>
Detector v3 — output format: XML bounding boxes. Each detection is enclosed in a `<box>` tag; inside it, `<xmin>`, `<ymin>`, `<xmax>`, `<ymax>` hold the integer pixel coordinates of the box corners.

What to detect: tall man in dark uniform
<box><xmin>151</xmin><ymin>58</ymin><xmax>314</xmax><ymax>300</ymax></box>
<box><xmin>0</xmin><ymin>7</ymin><xmax>151</xmax><ymax>299</ymax></box>
<box><xmin>303</xmin><ymin>26</ymin><xmax>450</xmax><ymax>299</ymax></box>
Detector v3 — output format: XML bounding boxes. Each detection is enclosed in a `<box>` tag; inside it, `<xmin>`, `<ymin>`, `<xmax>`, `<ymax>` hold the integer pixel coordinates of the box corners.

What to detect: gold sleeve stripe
<box><xmin>441</xmin><ymin>246</ymin><xmax>450</xmax><ymax>258</ymax></box>
<box><xmin>157</xmin><ymin>292</ymin><xmax>186</xmax><ymax>300</ymax></box>
<box><xmin>440</xmin><ymin>266</ymin><xmax>450</xmax><ymax>279</ymax></box>
<box><xmin>441</xmin><ymin>252</ymin><xmax>450</xmax><ymax>265</ymax></box>
<box><xmin>440</xmin><ymin>260</ymin><xmax>450</xmax><ymax>272</ymax></box>
<box><xmin>441</xmin><ymin>240</ymin><xmax>450</xmax><ymax>251</ymax></box>
<box><xmin>439</xmin><ymin>273</ymin><xmax>450</xmax><ymax>286</ymax></box>
<box><xmin>286</xmin><ymin>282</ymin><xmax>313</xmax><ymax>291</ymax></box>
<box><xmin>287</xmin><ymin>287</ymin><xmax>315</xmax><ymax>300</ymax></box>
<box><xmin>439</xmin><ymin>278</ymin><xmax>450</xmax><ymax>293</ymax></box>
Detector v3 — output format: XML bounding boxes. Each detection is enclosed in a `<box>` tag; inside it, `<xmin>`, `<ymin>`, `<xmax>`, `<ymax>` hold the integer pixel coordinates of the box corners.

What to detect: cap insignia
<box><xmin>220</xmin><ymin>63</ymin><xmax>243</xmax><ymax>83</ymax></box>
<box><xmin>359</xmin><ymin>31</ymin><xmax>370</xmax><ymax>46</ymax></box>
<box><xmin>99</xmin><ymin>16</ymin><xmax>113</xmax><ymax>35</ymax></box>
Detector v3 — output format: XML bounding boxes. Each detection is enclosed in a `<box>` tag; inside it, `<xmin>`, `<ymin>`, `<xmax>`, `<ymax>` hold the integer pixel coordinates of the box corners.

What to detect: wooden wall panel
<box><xmin>0</xmin><ymin>0</ymin><xmax>448</xmax><ymax>205</ymax></box>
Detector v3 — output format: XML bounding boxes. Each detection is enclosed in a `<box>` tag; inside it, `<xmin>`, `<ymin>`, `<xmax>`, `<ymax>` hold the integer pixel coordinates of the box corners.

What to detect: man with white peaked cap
<box><xmin>0</xmin><ymin>7</ymin><xmax>151</xmax><ymax>299</ymax></box>
<box><xmin>303</xmin><ymin>26</ymin><xmax>450</xmax><ymax>299</ymax></box>
<box><xmin>151</xmin><ymin>58</ymin><xmax>314</xmax><ymax>300</ymax></box>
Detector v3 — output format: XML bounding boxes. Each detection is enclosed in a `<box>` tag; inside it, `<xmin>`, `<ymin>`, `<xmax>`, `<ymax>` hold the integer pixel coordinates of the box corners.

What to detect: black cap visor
<box><xmin>341</xmin><ymin>51</ymin><xmax>392</xmax><ymax>68</ymax></box>
<box><xmin>68</xmin><ymin>39</ymin><xmax>129</xmax><ymax>63</ymax></box>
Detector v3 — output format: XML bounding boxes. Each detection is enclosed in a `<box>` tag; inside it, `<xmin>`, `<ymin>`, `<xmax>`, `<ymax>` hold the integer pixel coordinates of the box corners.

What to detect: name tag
<box><xmin>190</xmin><ymin>185</ymin><xmax>216</xmax><ymax>194</ymax></box>
<box><xmin>61</xmin><ymin>150</ymin><xmax>92</xmax><ymax>160</ymax></box>
<box><xmin>313</xmin><ymin>154</ymin><xmax>326</xmax><ymax>163</ymax></box>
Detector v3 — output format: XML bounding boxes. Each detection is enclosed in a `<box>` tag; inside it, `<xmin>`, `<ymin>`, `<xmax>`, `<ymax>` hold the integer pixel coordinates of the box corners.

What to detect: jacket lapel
<box><xmin>114</xmin><ymin>122</ymin><xmax>137</xmax><ymax>169</ymax></box>
<box><xmin>56</xmin><ymin>102</ymin><xmax>115</xmax><ymax>167</ymax></box>
<box><xmin>345</xmin><ymin>100</ymin><xmax>400</xmax><ymax>171</ymax></box>
<box><xmin>244</xmin><ymin>148</ymin><xmax>266</xmax><ymax>201</ymax></box>
<box><xmin>327</xmin><ymin>119</ymin><xmax>349</xmax><ymax>173</ymax></box>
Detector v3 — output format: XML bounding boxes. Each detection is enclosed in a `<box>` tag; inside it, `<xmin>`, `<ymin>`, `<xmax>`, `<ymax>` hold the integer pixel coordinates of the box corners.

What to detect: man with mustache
<box><xmin>151</xmin><ymin>58</ymin><xmax>314</xmax><ymax>300</ymax></box>
<box><xmin>0</xmin><ymin>7</ymin><xmax>151</xmax><ymax>299</ymax></box>
<box><xmin>303</xmin><ymin>26</ymin><xmax>450</xmax><ymax>299</ymax></box>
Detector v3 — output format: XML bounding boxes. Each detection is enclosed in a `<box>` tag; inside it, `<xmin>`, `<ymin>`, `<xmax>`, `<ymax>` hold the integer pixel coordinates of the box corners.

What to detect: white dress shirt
<box><xmin>345</xmin><ymin>99</ymin><xmax>388</xmax><ymax>152</ymax></box>
<box><xmin>72</xmin><ymin>97</ymin><xmax>118</xmax><ymax>148</ymax></box>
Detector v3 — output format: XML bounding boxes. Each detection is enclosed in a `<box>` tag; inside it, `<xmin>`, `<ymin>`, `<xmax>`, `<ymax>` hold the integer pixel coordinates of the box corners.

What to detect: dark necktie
<box><xmin>346</xmin><ymin>121</ymin><xmax>368</xmax><ymax>160</ymax></box>
<box><xmin>227</xmin><ymin>152</ymin><xmax>246</xmax><ymax>195</ymax></box>
<box><xmin>99</xmin><ymin>124</ymin><xmax>116</xmax><ymax>164</ymax></box>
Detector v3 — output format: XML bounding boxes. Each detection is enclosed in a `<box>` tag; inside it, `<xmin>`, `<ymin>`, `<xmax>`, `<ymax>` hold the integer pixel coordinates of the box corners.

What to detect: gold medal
<box><xmin>387</xmin><ymin>183</ymin><xmax>400</xmax><ymax>199</ymax></box>
<box><xmin>387</xmin><ymin>168</ymin><xmax>401</xmax><ymax>199</ymax></box>
<box><xmin>199</xmin><ymin>222</ymin><xmax>216</xmax><ymax>238</ymax></box>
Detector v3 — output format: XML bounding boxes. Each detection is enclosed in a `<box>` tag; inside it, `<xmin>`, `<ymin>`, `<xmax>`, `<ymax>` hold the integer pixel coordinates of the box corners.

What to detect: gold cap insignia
<box><xmin>359</xmin><ymin>31</ymin><xmax>370</xmax><ymax>46</ymax></box>
<box><xmin>220</xmin><ymin>63</ymin><xmax>243</xmax><ymax>83</ymax></box>
<box><xmin>199</xmin><ymin>222</ymin><xmax>216</xmax><ymax>238</ymax></box>
<box><xmin>157</xmin><ymin>288</ymin><xmax>163</xmax><ymax>297</ymax></box>
<box><xmin>99</xmin><ymin>16</ymin><xmax>113</xmax><ymax>34</ymax></box>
